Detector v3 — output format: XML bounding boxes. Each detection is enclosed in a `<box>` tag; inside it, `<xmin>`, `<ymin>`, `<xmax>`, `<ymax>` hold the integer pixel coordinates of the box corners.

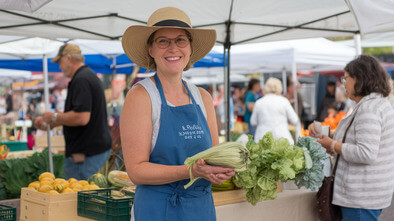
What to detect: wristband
<box><xmin>52</xmin><ymin>113</ymin><xmax>58</xmax><ymax>123</ymax></box>
<box><xmin>330</xmin><ymin>141</ymin><xmax>337</xmax><ymax>153</ymax></box>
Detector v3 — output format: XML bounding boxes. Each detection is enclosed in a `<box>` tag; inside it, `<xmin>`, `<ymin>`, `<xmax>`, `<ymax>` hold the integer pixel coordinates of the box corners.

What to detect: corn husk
<box><xmin>184</xmin><ymin>142</ymin><xmax>250</xmax><ymax>189</ymax></box>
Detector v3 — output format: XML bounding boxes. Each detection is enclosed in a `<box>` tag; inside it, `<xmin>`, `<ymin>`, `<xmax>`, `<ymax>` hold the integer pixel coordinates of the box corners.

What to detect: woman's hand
<box><xmin>317</xmin><ymin>135</ymin><xmax>336</xmax><ymax>155</ymax></box>
<box><xmin>308</xmin><ymin>122</ymin><xmax>317</xmax><ymax>137</ymax></box>
<box><xmin>191</xmin><ymin>159</ymin><xmax>235</xmax><ymax>185</ymax></box>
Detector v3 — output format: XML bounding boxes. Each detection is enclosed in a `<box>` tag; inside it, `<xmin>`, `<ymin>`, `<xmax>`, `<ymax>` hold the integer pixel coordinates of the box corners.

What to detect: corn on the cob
<box><xmin>184</xmin><ymin>142</ymin><xmax>250</xmax><ymax>189</ymax></box>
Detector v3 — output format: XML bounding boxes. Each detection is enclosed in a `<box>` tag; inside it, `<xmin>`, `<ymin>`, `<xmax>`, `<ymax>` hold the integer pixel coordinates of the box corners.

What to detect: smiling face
<box><xmin>148</xmin><ymin>28</ymin><xmax>191</xmax><ymax>75</ymax></box>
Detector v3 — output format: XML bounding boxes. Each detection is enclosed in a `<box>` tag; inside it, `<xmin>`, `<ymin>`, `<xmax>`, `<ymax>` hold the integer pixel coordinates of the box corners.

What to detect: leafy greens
<box><xmin>233</xmin><ymin>133</ymin><xmax>305</xmax><ymax>205</ymax></box>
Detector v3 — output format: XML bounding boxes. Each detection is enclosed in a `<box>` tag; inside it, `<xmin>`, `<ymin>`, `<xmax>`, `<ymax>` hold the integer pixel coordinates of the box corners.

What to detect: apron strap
<box><xmin>154</xmin><ymin>73</ymin><xmax>196</xmax><ymax>106</ymax></box>
<box><xmin>181</xmin><ymin>80</ymin><xmax>197</xmax><ymax>105</ymax></box>
<box><xmin>154</xmin><ymin>74</ymin><xmax>168</xmax><ymax>105</ymax></box>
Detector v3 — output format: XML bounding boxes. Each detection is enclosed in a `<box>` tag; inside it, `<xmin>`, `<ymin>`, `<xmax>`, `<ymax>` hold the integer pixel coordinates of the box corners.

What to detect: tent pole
<box><xmin>224</xmin><ymin>46</ymin><xmax>231</xmax><ymax>141</ymax></box>
<box><xmin>291</xmin><ymin>57</ymin><xmax>298</xmax><ymax>117</ymax></box>
<box><xmin>224</xmin><ymin>20</ymin><xmax>231</xmax><ymax>142</ymax></box>
<box><xmin>291</xmin><ymin>58</ymin><xmax>300</xmax><ymax>143</ymax></box>
<box><xmin>354</xmin><ymin>34</ymin><xmax>362</xmax><ymax>55</ymax></box>
<box><xmin>112</xmin><ymin>56</ymin><xmax>116</xmax><ymax>75</ymax></box>
<box><xmin>21</xmin><ymin>78</ymin><xmax>27</xmax><ymax>142</ymax></box>
<box><xmin>282</xmin><ymin>68</ymin><xmax>287</xmax><ymax>94</ymax></box>
<box><xmin>43</xmin><ymin>54</ymin><xmax>54</xmax><ymax>174</ymax></box>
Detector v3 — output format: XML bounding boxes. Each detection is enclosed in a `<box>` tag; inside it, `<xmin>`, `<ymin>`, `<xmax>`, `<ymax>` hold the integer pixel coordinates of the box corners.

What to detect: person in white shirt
<box><xmin>250</xmin><ymin>77</ymin><xmax>300</xmax><ymax>144</ymax></box>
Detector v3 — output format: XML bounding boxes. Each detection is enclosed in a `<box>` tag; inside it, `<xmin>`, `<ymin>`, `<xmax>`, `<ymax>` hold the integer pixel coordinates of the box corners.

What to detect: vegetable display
<box><xmin>107</xmin><ymin>170</ymin><xmax>134</xmax><ymax>188</ymax></box>
<box><xmin>211</xmin><ymin>178</ymin><xmax>235</xmax><ymax>191</ymax></box>
<box><xmin>295</xmin><ymin>136</ymin><xmax>329</xmax><ymax>191</ymax></box>
<box><xmin>184</xmin><ymin>132</ymin><xmax>328</xmax><ymax>206</ymax></box>
<box><xmin>184</xmin><ymin>142</ymin><xmax>250</xmax><ymax>189</ymax></box>
<box><xmin>88</xmin><ymin>172</ymin><xmax>109</xmax><ymax>188</ymax></box>
<box><xmin>0</xmin><ymin>148</ymin><xmax>64</xmax><ymax>199</ymax></box>
<box><xmin>0</xmin><ymin>145</ymin><xmax>9</xmax><ymax>159</ymax></box>
<box><xmin>27</xmin><ymin>172</ymin><xmax>100</xmax><ymax>194</ymax></box>
<box><xmin>233</xmin><ymin>133</ymin><xmax>305</xmax><ymax>205</ymax></box>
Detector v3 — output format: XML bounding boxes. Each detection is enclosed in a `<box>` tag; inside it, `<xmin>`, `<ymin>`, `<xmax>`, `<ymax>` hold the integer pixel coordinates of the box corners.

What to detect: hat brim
<box><xmin>51</xmin><ymin>55</ymin><xmax>61</xmax><ymax>63</ymax></box>
<box><xmin>122</xmin><ymin>25</ymin><xmax>216</xmax><ymax>71</ymax></box>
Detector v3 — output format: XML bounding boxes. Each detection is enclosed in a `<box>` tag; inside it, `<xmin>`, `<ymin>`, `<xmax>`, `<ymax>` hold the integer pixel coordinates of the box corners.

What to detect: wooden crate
<box><xmin>213</xmin><ymin>189</ymin><xmax>246</xmax><ymax>206</ymax></box>
<box><xmin>20</xmin><ymin>188</ymin><xmax>93</xmax><ymax>221</ymax></box>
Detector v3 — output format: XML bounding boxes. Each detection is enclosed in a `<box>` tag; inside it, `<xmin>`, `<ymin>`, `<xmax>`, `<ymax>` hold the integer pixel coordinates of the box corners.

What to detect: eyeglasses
<box><xmin>341</xmin><ymin>76</ymin><xmax>349</xmax><ymax>85</ymax></box>
<box><xmin>154</xmin><ymin>36</ymin><xmax>190</xmax><ymax>49</ymax></box>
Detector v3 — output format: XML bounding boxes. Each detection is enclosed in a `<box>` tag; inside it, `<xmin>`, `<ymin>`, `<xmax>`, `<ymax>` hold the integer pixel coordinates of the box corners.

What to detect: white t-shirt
<box><xmin>250</xmin><ymin>94</ymin><xmax>300</xmax><ymax>144</ymax></box>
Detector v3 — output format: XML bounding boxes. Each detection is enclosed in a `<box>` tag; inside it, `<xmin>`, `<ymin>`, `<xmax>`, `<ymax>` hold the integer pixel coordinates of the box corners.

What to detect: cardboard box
<box><xmin>34</xmin><ymin>135</ymin><xmax>65</xmax><ymax>153</ymax></box>
<box><xmin>20</xmin><ymin>188</ymin><xmax>93</xmax><ymax>221</ymax></box>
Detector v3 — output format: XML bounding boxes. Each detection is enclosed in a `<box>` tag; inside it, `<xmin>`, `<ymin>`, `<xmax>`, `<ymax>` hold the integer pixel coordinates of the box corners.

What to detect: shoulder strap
<box><xmin>332</xmin><ymin>115</ymin><xmax>355</xmax><ymax>176</ymax></box>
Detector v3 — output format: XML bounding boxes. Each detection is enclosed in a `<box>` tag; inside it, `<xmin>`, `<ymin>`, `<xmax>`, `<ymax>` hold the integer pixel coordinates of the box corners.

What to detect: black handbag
<box><xmin>316</xmin><ymin>116</ymin><xmax>355</xmax><ymax>221</ymax></box>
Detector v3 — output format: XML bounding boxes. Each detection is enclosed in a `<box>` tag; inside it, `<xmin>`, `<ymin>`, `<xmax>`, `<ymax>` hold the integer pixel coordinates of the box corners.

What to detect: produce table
<box><xmin>214</xmin><ymin>188</ymin><xmax>318</xmax><ymax>221</ymax></box>
<box><xmin>3</xmin><ymin>141</ymin><xmax>28</xmax><ymax>152</ymax></box>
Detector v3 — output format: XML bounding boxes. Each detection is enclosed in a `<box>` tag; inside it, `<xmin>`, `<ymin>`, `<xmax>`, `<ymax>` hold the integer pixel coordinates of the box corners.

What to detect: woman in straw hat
<box><xmin>120</xmin><ymin>7</ymin><xmax>234</xmax><ymax>220</ymax></box>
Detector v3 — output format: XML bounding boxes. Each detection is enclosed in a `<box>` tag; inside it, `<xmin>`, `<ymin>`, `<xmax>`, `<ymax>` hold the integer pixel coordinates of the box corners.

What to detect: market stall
<box><xmin>215</xmin><ymin>189</ymin><xmax>317</xmax><ymax>221</ymax></box>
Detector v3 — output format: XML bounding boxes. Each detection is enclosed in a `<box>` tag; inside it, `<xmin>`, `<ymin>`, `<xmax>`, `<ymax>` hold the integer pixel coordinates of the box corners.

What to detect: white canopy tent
<box><xmin>0</xmin><ymin>68</ymin><xmax>31</xmax><ymax>81</ymax></box>
<box><xmin>222</xmin><ymin>38</ymin><xmax>356</xmax><ymax>73</ymax></box>
<box><xmin>184</xmin><ymin>37</ymin><xmax>356</xmax><ymax>79</ymax></box>
<box><xmin>346</xmin><ymin>0</ymin><xmax>394</xmax><ymax>35</ymax></box>
<box><xmin>1</xmin><ymin>0</ymin><xmax>394</xmax><ymax>140</ymax></box>
<box><xmin>0</xmin><ymin>0</ymin><xmax>360</xmax><ymax>41</ymax></box>
<box><xmin>339</xmin><ymin>31</ymin><xmax>394</xmax><ymax>49</ymax></box>
<box><xmin>0</xmin><ymin>0</ymin><xmax>392</xmax><ymax>42</ymax></box>
<box><xmin>0</xmin><ymin>0</ymin><xmax>52</xmax><ymax>13</ymax></box>
<box><xmin>185</xmin><ymin>38</ymin><xmax>356</xmax><ymax>92</ymax></box>
<box><xmin>0</xmin><ymin>37</ymin><xmax>125</xmax><ymax>59</ymax></box>
<box><xmin>187</xmin><ymin>73</ymin><xmax>249</xmax><ymax>86</ymax></box>
<box><xmin>0</xmin><ymin>37</ymin><xmax>62</xmax><ymax>59</ymax></box>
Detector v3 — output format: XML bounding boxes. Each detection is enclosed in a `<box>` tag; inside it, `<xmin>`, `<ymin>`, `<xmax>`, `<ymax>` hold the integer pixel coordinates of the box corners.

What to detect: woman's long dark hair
<box><xmin>344</xmin><ymin>54</ymin><xmax>391</xmax><ymax>97</ymax></box>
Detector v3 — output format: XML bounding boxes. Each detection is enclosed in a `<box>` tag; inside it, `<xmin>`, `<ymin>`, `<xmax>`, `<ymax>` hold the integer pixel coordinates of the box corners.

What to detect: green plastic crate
<box><xmin>77</xmin><ymin>188</ymin><xmax>134</xmax><ymax>221</ymax></box>
<box><xmin>2</xmin><ymin>141</ymin><xmax>27</xmax><ymax>152</ymax></box>
<box><xmin>0</xmin><ymin>204</ymin><xmax>16</xmax><ymax>221</ymax></box>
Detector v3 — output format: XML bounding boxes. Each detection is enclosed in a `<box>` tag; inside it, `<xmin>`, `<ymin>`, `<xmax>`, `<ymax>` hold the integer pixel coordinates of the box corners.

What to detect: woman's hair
<box><xmin>263</xmin><ymin>77</ymin><xmax>283</xmax><ymax>95</ymax></box>
<box><xmin>247</xmin><ymin>78</ymin><xmax>260</xmax><ymax>91</ymax></box>
<box><xmin>146</xmin><ymin>29</ymin><xmax>193</xmax><ymax>71</ymax></box>
<box><xmin>344</xmin><ymin>54</ymin><xmax>391</xmax><ymax>97</ymax></box>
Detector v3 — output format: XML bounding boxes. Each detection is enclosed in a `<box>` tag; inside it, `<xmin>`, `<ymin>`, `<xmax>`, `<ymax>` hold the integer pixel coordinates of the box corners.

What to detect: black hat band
<box><xmin>153</xmin><ymin>19</ymin><xmax>191</xmax><ymax>28</ymax></box>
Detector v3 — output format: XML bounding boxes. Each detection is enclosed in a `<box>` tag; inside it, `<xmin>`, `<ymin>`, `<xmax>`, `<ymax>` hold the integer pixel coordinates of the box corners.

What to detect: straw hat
<box><xmin>122</xmin><ymin>7</ymin><xmax>217</xmax><ymax>71</ymax></box>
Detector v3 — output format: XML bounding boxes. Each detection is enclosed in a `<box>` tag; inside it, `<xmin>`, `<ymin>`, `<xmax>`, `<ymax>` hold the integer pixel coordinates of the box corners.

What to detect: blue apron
<box><xmin>133</xmin><ymin>74</ymin><xmax>215</xmax><ymax>221</ymax></box>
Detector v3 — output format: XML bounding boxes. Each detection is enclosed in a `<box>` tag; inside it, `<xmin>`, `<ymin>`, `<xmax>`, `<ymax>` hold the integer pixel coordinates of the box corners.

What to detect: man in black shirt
<box><xmin>34</xmin><ymin>44</ymin><xmax>112</xmax><ymax>180</ymax></box>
